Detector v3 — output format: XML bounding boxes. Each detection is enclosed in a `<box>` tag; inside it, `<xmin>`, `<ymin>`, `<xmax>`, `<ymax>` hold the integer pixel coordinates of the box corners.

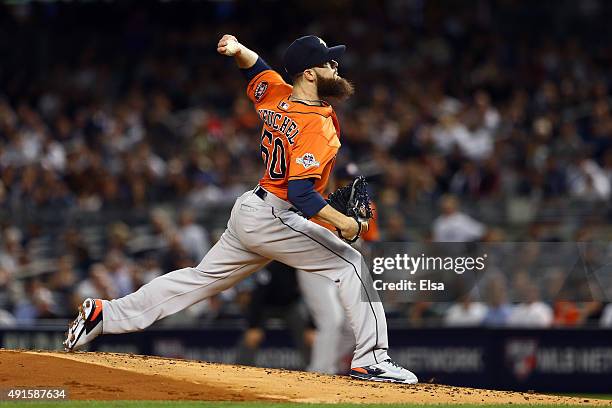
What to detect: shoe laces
<box><xmin>385</xmin><ymin>359</ymin><xmax>403</xmax><ymax>369</ymax></box>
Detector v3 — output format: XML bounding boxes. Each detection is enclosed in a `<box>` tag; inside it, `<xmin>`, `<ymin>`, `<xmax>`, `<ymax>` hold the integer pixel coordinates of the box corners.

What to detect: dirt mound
<box><xmin>2</xmin><ymin>350</ymin><xmax>610</xmax><ymax>404</ymax></box>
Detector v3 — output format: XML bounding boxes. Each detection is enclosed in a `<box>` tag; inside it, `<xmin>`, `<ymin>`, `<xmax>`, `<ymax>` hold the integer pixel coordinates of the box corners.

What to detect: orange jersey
<box><xmin>247</xmin><ymin>70</ymin><xmax>341</xmax><ymax>200</ymax></box>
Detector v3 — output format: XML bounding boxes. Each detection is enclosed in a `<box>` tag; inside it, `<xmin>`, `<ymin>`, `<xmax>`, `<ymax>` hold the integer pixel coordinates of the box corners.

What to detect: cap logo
<box><xmin>317</xmin><ymin>37</ymin><xmax>327</xmax><ymax>47</ymax></box>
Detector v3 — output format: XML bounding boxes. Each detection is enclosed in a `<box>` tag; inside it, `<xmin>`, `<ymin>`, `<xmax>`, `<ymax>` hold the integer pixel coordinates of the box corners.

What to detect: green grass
<box><xmin>1</xmin><ymin>403</ymin><xmax>610</xmax><ymax>408</ymax></box>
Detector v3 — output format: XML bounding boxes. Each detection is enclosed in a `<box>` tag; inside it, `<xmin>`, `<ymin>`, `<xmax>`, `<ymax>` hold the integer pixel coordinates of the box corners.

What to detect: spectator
<box><xmin>13</xmin><ymin>279</ymin><xmax>58</xmax><ymax>322</ymax></box>
<box><xmin>177</xmin><ymin>208</ymin><xmax>210</xmax><ymax>262</ymax></box>
<box><xmin>382</xmin><ymin>211</ymin><xmax>412</xmax><ymax>241</ymax></box>
<box><xmin>507</xmin><ymin>283</ymin><xmax>554</xmax><ymax>328</ymax></box>
<box><xmin>482</xmin><ymin>275</ymin><xmax>512</xmax><ymax>327</ymax></box>
<box><xmin>161</xmin><ymin>232</ymin><xmax>193</xmax><ymax>272</ymax></box>
<box><xmin>432</xmin><ymin>195</ymin><xmax>486</xmax><ymax>242</ymax></box>
<box><xmin>567</xmin><ymin>156</ymin><xmax>611</xmax><ymax>201</ymax></box>
<box><xmin>0</xmin><ymin>227</ymin><xmax>23</xmax><ymax>275</ymax></box>
<box><xmin>431</xmin><ymin>100</ymin><xmax>466</xmax><ymax>156</ymax></box>
<box><xmin>449</xmin><ymin>162</ymin><xmax>483</xmax><ymax>198</ymax></box>
<box><xmin>76</xmin><ymin>263</ymin><xmax>118</xmax><ymax>301</ymax></box>
<box><xmin>0</xmin><ymin>266</ymin><xmax>15</xmax><ymax>314</ymax></box>
<box><xmin>553</xmin><ymin>300</ymin><xmax>582</xmax><ymax>327</ymax></box>
<box><xmin>453</xmin><ymin>110</ymin><xmax>494</xmax><ymax>162</ymax></box>
<box><xmin>48</xmin><ymin>256</ymin><xmax>79</xmax><ymax>317</ymax></box>
<box><xmin>149</xmin><ymin>207</ymin><xmax>176</xmax><ymax>249</ymax></box>
<box><xmin>61</xmin><ymin>228</ymin><xmax>93</xmax><ymax>277</ymax></box>
<box><xmin>133</xmin><ymin>255</ymin><xmax>164</xmax><ymax>286</ymax></box>
<box><xmin>106</xmin><ymin>222</ymin><xmax>132</xmax><ymax>255</ymax></box>
<box><xmin>103</xmin><ymin>250</ymin><xmax>134</xmax><ymax>298</ymax></box>
<box><xmin>444</xmin><ymin>295</ymin><xmax>487</xmax><ymax>327</ymax></box>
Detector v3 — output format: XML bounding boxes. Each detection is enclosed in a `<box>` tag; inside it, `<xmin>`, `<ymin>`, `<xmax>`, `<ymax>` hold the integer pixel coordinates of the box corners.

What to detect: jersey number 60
<box><xmin>260</xmin><ymin>129</ymin><xmax>286</xmax><ymax>179</ymax></box>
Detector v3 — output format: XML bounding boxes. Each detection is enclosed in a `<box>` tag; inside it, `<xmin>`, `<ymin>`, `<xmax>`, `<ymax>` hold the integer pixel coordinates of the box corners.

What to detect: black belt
<box><xmin>254</xmin><ymin>186</ymin><xmax>300</xmax><ymax>214</ymax></box>
<box><xmin>254</xmin><ymin>186</ymin><xmax>268</xmax><ymax>201</ymax></box>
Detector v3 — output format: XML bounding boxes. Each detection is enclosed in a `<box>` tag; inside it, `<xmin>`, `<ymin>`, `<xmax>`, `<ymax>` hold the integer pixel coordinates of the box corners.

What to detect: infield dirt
<box><xmin>2</xmin><ymin>349</ymin><xmax>611</xmax><ymax>404</ymax></box>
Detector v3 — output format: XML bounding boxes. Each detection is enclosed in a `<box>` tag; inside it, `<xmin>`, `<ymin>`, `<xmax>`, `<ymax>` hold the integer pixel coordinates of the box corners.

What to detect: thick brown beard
<box><xmin>316</xmin><ymin>74</ymin><xmax>355</xmax><ymax>100</ymax></box>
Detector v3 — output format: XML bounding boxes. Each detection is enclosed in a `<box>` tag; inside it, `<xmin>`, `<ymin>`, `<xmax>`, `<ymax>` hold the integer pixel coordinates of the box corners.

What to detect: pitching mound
<box><xmin>1</xmin><ymin>350</ymin><xmax>610</xmax><ymax>404</ymax></box>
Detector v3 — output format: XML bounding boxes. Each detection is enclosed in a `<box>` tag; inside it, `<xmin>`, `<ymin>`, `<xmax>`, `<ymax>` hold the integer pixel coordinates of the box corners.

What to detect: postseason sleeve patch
<box><xmin>296</xmin><ymin>153</ymin><xmax>320</xmax><ymax>169</ymax></box>
<box><xmin>254</xmin><ymin>81</ymin><xmax>268</xmax><ymax>101</ymax></box>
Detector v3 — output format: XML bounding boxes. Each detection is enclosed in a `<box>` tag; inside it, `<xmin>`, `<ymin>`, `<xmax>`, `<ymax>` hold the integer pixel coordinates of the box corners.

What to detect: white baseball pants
<box><xmin>297</xmin><ymin>269</ymin><xmax>355</xmax><ymax>373</ymax></box>
<box><xmin>101</xmin><ymin>188</ymin><xmax>389</xmax><ymax>368</ymax></box>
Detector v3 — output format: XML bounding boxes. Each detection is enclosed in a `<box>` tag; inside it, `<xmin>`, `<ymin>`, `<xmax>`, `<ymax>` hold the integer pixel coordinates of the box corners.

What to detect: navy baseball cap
<box><xmin>283</xmin><ymin>35</ymin><xmax>346</xmax><ymax>77</ymax></box>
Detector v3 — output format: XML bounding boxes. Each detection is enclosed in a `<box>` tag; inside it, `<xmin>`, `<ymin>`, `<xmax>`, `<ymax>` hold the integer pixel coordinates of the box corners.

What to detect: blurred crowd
<box><xmin>0</xmin><ymin>1</ymin><xmax>611</xmax><ymax>328</ymax></box>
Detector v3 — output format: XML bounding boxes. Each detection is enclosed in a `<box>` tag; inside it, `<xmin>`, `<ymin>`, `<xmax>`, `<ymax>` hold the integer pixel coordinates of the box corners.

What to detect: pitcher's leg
<box><xmin>103</xmin><ymin>228</ymin><xmax>268</xmax><ymax>334</ymax></box>
<box><xmin>297</xmin><ymin>269</ymin><xmax>346</xmax><ymax>373</ymax></box>
<box><xmin>337</xmin><ymin>264</ymin><xmax>389</xmax><ymax>367</ymax></box>
<box><xmin>252</xmin><ymin>209</ymin><xmax>389</xmax><ymax>368</ymax></box>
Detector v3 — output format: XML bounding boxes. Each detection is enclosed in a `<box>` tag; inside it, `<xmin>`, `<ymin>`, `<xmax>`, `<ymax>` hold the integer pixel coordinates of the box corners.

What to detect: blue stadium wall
<box><xmin>3</xmin><ymin>327</ymin><xmax>612</xmax><ymax>393</ymax></box>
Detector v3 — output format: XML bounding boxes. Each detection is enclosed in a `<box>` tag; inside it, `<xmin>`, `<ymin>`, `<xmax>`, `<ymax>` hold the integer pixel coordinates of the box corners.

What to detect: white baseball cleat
<box><xmin>350</xmin><ymin>359</ymin><xmax>419</xmax><ymax>384</ymax></box>
<box><xmin>63</xmin><ymin>298</ymin><xmax>103</xmax><ymax>351</ymax></box>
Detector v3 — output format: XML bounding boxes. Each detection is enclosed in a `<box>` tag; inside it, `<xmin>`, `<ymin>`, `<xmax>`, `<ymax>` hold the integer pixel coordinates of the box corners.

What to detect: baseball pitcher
<box><xmin>64</xmin><ymin>34</ymin><xmax>418</xmax><ymax>384</ymax></box>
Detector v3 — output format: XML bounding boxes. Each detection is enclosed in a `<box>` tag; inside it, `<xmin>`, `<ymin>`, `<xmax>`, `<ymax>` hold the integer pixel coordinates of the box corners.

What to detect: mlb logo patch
<box><xmin>296</xmin><ymin>153</ymin><xmax>320</xmax><ymax>169</ymax></box>
<box><xmin>278</xmin><ymin>101</ymin><xmax>290</xmax><ymax>110</ymax></box>
<box><xmin>254</xmin><ymin>81</ymin><xmax>268</xmax><ymax>102</ymax></box>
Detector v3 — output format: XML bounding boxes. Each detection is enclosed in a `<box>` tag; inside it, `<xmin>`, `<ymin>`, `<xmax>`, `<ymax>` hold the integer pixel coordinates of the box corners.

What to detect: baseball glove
<box><xmin>326</xmin><ymin>176</ymin><xmax>374</xmax><ymax>243</ymax></box>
